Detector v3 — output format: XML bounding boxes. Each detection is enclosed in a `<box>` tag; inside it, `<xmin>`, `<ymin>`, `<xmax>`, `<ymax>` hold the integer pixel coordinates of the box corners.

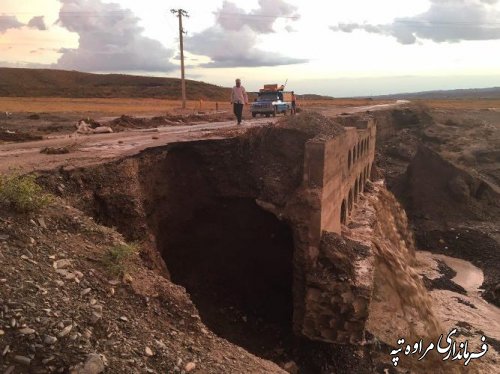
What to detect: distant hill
<box><xmin>0</xmin><ymin>68</ymin><xmax>231</xmax><ymax>100</ymax></box>
<box><xmin>376</xmin><ymin>87</ymin><xmax>500</xmax><ymax>100</ymax></box>
<box><xmin>296</xmin><ymin>94</ymin><xmax>335</xmax><ymax>100</ymax></box>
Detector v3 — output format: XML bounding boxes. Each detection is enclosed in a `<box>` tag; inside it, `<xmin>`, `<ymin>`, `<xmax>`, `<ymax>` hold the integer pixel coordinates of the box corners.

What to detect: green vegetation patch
<box><xmin>102</xmin><ymin>242</ymin><xmax>138</xmax><ymax>276</ymax></box>
<box><xmin>0</xmin><ymin>173</ymin><xmax>53</xmax><ymax>213</ymax></box>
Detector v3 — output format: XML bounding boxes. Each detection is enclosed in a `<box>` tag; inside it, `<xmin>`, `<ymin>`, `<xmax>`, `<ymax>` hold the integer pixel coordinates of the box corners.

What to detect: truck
<box><xmin>250</xmin><ymin>84</ymin><xmax>293</xmax><ymax>118</ymax></box>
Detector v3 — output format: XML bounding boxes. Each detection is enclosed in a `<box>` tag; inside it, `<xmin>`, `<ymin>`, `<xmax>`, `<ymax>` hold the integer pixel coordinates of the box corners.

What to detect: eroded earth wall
<box><xmin>41</xmin><ymin>113</ymin><xmax>379</xmax><ymax>345</ymax></box>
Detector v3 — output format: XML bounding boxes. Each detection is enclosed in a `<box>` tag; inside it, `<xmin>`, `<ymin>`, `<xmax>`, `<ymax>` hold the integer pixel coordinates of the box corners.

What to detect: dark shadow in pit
<box><xmin>162</xmin><ymin>197</ymin><xmax>295</xmax><ymax>359</ymax></box>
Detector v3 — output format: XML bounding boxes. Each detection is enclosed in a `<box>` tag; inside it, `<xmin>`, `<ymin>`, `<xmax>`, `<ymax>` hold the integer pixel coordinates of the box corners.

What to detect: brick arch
<box><xmin>354</xmin><ymin>178</ymin><xmax>359</xmax><ymax>202</ymax></box>
<box><xmin>341</xmin><ymin>199</ymin><xmax>347</xmax><ymax>225</ymax></box>
<box><xmin>348</xmin><ymin>188</ymin><xmax>354</xmax><ymax>213</ymax></box>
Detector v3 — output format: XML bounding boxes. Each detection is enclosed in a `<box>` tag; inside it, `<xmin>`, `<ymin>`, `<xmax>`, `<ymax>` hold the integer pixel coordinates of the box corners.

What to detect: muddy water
<box><xmin>433</xmin><ymin>253</ymin><xmax>484</xmax><ymax>294</ymax></box>
<box><xmin>417</xmin><ymin>251</ymin><xmax>500</xmax><ymax>338</ymax></box>
<box><xmin>361</xmin><ymin>183</ymin><xmax>487</xmax><ymax>373</ymax></box>
<box><xmin>369</xmin><ymin>183</ymin><xmax>442</xmax><ymax>338</ymax></box>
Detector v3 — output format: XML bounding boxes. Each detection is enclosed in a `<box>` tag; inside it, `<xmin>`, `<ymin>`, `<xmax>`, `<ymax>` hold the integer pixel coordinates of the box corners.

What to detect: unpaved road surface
<box><xmin>0</xmin><ymin>102</ymin><xmax>405</xmax><ymax>173</ymax></box>
<box><xmin>0</xmin><ymin>118</ymin><xmax>276</xmax><ymax>173</ymax></box>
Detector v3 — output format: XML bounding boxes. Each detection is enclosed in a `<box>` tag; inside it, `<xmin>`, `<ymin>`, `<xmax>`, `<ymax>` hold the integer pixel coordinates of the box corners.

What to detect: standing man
<box><xmin>291</xmin><ymin>91</ymin><xmax>297</xmax><ymax>115</ymax></box>
<box><xmin>231</xmin><ymin>78</ymin><xmax>248</xmax><ymax>125</ymax></box>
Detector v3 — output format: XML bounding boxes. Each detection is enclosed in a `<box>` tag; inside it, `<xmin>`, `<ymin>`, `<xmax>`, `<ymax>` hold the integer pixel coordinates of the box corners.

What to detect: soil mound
<box><xmin>278</xmin><ymin>112</ymin><xmax>345</xmax><ymax>140</ymax></box>
<box><xmin>395</xmin><ymin>145</ymin><xmax>500</xmax><ymax>225</ymax></box>
<box><xmin>107</xmin><ymin>113</ymin><xmax>233</xmax><ymax>132</ymax></box>
<box><xmin>0</xmin><ymin>129</ymin><xmax>43</xmax><ymax>142</ymax></box>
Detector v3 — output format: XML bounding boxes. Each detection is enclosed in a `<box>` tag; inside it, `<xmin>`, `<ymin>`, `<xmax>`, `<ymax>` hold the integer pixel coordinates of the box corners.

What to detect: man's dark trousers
<box><xmin>233</xmin><ymin>103</ymin><xmax>243</xmax><ymax>124</ymax></box>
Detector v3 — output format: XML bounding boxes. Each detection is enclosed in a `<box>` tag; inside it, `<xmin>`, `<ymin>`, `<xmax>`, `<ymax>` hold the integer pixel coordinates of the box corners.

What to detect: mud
<box><xmin>422</xmin><ymin>260</ymin><xmax>467</xmax><ymax>295</ymax></box>
<box><xmin>0</xmin><ymin>128</ymin><xmax>43</xmax><ymax>142</ymax></box>
<box><xmin>376</xmin><ymin>105</ymin><xmax>500</xmax><ymax>308</ymax></box>
<box><xmin>417</xmin><ymin>228</ymin><xmax>500</xmax><ymax>306</ymax></box>
<box><xmin>38</xmin><ymin>115</ymin><xmax>364</xmax><ymax>373</ymax></box>
<box><xmin>0</xmin><ymin>111</ymin><xmax>236</xmax><ymax>140</ymax></box>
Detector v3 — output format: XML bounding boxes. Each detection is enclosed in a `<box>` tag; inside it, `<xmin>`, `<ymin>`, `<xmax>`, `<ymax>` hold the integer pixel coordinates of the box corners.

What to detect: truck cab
<box><xmin>250</xmin><ymin>84</ymin><xmax>292</xmax><ymax>118</ymax></box>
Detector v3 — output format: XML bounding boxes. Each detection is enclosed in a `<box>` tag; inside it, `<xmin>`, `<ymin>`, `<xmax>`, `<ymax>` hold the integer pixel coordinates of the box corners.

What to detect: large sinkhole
<box><xmin>161</xmin><ymin>196</ymin><xmax>295</xmax><ymax>358</ymax></box>
<box><xmin>133</xmin><ymin>142</ymin><xmax>301</xmax><ymax>360</ymax></box>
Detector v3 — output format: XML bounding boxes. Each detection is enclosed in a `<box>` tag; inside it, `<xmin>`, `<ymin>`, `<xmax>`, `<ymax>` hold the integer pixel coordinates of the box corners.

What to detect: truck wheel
<box><xmin>272</xmin><ymin>107</ymin><xmax>277</xmax><ymax>117</ymax></box>
<box><xmin>252</xmin><ymin>112</ymin><xmax>256</xmax><ymax>118</ymax></box>
<box><xmin>266</xmin><ymin>113</ymin><xmax>271</xmax><ymax>118</ymax></box>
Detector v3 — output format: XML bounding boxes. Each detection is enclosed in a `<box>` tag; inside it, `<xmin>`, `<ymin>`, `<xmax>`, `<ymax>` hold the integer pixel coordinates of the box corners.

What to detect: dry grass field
<box><xmin>417</xmin><ymin>99</ymin><xmax>500</xmax><ymax>110</ymax></box>
<box><xmin>0</xmin><ymin>97</ymin><xmax>224</xmax><ymax>114</ymax></box>
<box><xmin>0</xmin><ymin>97</ymin><xmax>391</xmax><ymax>115</ymax></box>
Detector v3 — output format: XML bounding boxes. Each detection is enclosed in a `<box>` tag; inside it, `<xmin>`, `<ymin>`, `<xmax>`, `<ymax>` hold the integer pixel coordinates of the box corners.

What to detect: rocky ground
<box><xmin>0</xmin><ymin>201</ymin><xmax>286</xmax><ymax>373</ymax></box>
<box><xmin>375</xmin><ymin>105</ymin><xmax>500</xmax><ymax>306</ymax></box>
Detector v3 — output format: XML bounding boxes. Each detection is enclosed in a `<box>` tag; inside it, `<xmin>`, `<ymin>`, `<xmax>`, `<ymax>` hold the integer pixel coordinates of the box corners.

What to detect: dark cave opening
<box><xmin>161</xmin><ymin>196</ymin><xmax>295</xmax><ymax>359</ymax></box>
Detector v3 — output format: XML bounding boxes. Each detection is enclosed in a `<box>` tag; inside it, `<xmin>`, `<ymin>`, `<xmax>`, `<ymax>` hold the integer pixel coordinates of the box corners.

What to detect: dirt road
<box><xmin>0</xmin><ymin>118</ymin><xmax>277</xmax><ymax>173</ymax></box>
<box><xmin>0</xmin><ymin>101</ymin><xmax>405</xmax><ymax>174</ymax></box>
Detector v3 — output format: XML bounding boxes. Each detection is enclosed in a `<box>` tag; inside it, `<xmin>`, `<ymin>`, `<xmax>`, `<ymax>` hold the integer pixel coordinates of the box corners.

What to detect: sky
<box><xmin>1</xmin><ymin>0</ymin><xmax>500</xmax><ymax>96</ymax></box>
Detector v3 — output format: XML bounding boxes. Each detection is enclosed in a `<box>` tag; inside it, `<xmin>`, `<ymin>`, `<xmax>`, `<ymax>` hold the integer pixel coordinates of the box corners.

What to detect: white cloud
<box><xmin>331</xmin><ymin>0</ymin><xmax>500</xmax><ymax>44</ymax></box>
<box><xmin>0</xmin><ymin>14</ymin><xmax>24</xmax><ymax>33</ymax></box>
<box><xmin>186</xmin><ymin>0</ymin><xmax>307</xmax><ymax>68</ymax></box>
<box><xmin>55</xmin><ymin>0</ymin><xmax>176</xmax><ymax>72</ymax></box>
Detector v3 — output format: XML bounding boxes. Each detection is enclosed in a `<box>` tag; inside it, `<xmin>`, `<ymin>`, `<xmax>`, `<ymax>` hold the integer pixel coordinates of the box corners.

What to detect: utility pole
<box><xmin>171</xmin><ymin>9</ymin><xmax>189</xmax><ymax>109</ymax></box>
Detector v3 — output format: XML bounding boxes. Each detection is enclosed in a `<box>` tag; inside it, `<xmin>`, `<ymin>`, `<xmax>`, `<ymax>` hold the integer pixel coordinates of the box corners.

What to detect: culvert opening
<box><xmin>161</xmin><ymin>195</ymin><xmax>295</xmax><ymax>359</ymax></box>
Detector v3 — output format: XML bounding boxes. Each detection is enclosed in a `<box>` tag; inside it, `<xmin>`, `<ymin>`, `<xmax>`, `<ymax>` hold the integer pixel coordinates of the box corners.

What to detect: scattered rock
<box><xmin>155</xmin><ymin>339</ymin><xmax>167</xmax><ymax>350</ymax></box>
<box><xmin>42</xmin><ymin>356</ymin><xmax>55</xmax><ymax>365</ymax></box>
<box><xmin>123</xmin><ymin>273</ymin><xmax>133</xmax><ymax>283</ymax></box>
<box><xmin>93</xmin><ymin>126</ymin><xmax>113</xmax><ymax>134</ymax></box>
<box><xmin>18</xmin><ymin>327</ymin><xmax>36</xmax><ymax>335</ymax></box>
<box><xmin>283</xmin><ymin>361</ymin><xmax>299</xmax><ymax>374</ymax></box>
<box><xmin>37</xmin><ymin>217</ymin><xmax>47</xmax><ymax>228</ymax></box>
<box><xmin>13</xmin><ymin>355</ymin><xmax>32</xmax><ymax>366</ymax></box>
<box><xmin>185</xmin><ymin>362</ymin><xmax>196</xmax><ymax>372</ymax></box>
<box><xmin>83</xmin><ymin>353</ymin><xmax>106</xmax><ymax>374</ymax></box>
<box><xmin>145</xmin><ymin>347</ymin><xmax>154</xmax><ymax>357</ymax></box>
<box><xmin>90</xmin><ymin>311</ymin><xmax>102</xmax><ymax>324</ymax></box>
<box><xmin>41</xmin><ymin>146</ymin><xmax>70</xmax><ymax>155</ymax></box>
<box><xmin>53</xmin><ymin>259</ymin><xmax>72</xmax><ymax>269</ymax></box>
<box><xmin>58</xmin><ymin>324</ymin><xmax>73</xmax><ymax>337</ymax></box>
<box><xmin>44</xmin><ymin>335</ymin><xmax>58</xmax><ymax>345</ymax></box>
